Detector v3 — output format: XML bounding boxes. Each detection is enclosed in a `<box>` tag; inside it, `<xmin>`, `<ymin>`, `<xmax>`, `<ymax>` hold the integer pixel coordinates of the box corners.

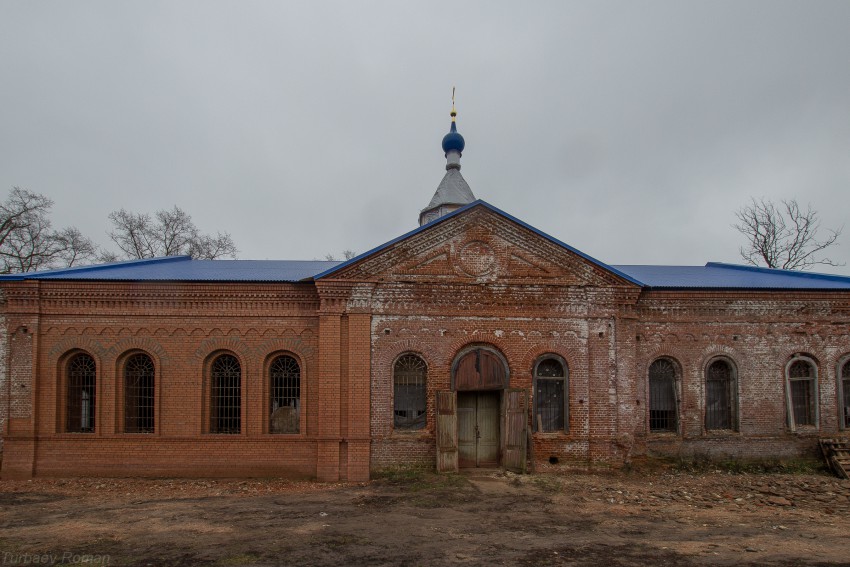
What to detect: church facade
<box><xmin>2</xmin><ymin>111</ymin><xmax>850</xmax><ymax>480</ymax></box>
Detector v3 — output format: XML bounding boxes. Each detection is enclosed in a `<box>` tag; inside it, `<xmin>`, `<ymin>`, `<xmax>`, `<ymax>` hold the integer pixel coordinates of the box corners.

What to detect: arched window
<box><xmin>210</xmin><ymin>354</ymin><xmax>241</xmax><ymax>434</ymax></box>
<box><xmin>270</xmin><ymin>355</ymin><xmax>300</xmax><ymax>434</ymax></box>
<box><xmin>67</xmin><ymin>353</ymin><xmax>96</xmax><ymax>433</ymax></box>
<box><xmin>533</xmin><ymin>356</ymin><xmax>568</xmax><ymax>433</ymax></box>
<box><xmin>124</xmin><ymin>353</ymin><xmax>155</xmax><ymax>433</ymax></box>
<box><xmin>394</xmin><ymin>354</ymin><xmax>427</xmax><ymax>430</ymax></box>
<box><xmin>786</xmin><ymin>358</ymin><xmax>817</xmax><ymax>428</ymax></box>
<box><xmin>842</xmin><ymin>360</ymin><xmax>850</xmax><ymax>429</ymax></box>
<box><xmin>649</xmin><ymin>358</ymin><xmax>678</xmax><ymax>433</ymax></box>
<box><xmin>705</xmin><ymin>358</ymin><xmax>737</xmax><ymax>431</ymax></box>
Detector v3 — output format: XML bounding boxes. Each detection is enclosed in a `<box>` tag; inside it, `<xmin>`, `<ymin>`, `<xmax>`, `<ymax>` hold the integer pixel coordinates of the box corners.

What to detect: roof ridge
<box><xmin>705</xmin><ymin>262</ymin><xmax>850</xmax><ymax>282</ymax></box>
<box><xmin>0</xmin><ymin>255</ymin><xmax>192</xmax><ymax>280</ymax></box>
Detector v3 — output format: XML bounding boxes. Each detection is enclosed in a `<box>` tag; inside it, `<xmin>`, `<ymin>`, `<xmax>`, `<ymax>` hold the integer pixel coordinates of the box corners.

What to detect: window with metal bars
<box><xmin>649</xmin><ymin>358</ymin><xmax>678</xmax><ymax>433</ymax></box>
<box><xmin>124</xmin><ymin>353</ymin><xmax>155</xmax><ymax>433</ymax></box>
<box><xmin>787</xmin><ymin>359</ymin><xmax>816</xmax><ymax>427</ymax></box>
<box><xmin>270</xmin><ymin>355</ymin><xmax>300</xmax><ymax>434</ymax></box>
<box><xmin>66</xmin><ymin>352</ymin><xmax>96</xmax><ymax>433</ymax></box>
<box><xmin>705</xmin><ymin>359</ymin><xmax>736</xmax><ymax>431</ymax></box>
<box><xmin>210</xmin><ymin>354</ymin><xmax>241</xmax><ymax>434</ymax></box>
<box><xmin>533</xmin><ymin>357</ymin><xmax>567</xmax><ymax>432</ymax></box>
<box><xmin>393</xmin><ymin>354</ymin><xmax>426</xmax><ymax>430</ymax></box>
<box><xmin>842</xmin><ymin>360</ymin><xmax>850</xmax><ymax>429</ymax></box>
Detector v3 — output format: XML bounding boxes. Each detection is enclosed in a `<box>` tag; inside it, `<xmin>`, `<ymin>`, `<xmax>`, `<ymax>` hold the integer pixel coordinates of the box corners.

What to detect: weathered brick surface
<box><xmin>2</xmin><ymin>207</ymin><xmax>850</xmax><ymax>479</ymax></box>
<box><xmin>0</xmin><ymin>305</ymin><xmax>7</xmax><ymax>451</ymax></box>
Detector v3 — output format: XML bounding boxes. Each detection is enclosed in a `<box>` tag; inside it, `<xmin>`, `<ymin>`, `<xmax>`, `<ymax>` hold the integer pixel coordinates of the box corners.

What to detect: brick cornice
<box><xmin>641</xmin><ymin>289</ymin><xmax>850</xmax><ymax>301</ymax></box>
<box><xmin>1</xmin><ymin>281</ymin><xmax>40</xmax><ymax>314</ymax></box>
<box><xmin>346</xmin><ymin>283</ymin><xmax>375</xmax><ymax>314</ymax></box>
<box><xmin>636</xmin><ymin>290</ymin><xmax>850</xmax><ymax>320</ymax></box>
<box><xmin>0</xmin><ymin>281</ymin><xmax>320</xmax><ymax>316</ymax></box>
<box><xmin>315</xmin><ymin>280</ymin><xmax>355</xmax><ymax>314</ymax></box>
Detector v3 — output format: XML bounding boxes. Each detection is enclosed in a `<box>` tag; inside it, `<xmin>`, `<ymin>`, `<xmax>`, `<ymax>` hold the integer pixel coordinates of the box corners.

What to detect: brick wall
<box><xmin>0</xmin><ymin>303</ymin><xmax>6</xmax><ymax>453</ymax></box>
<box><xmin>625</xmin><ymin>290</ymin><xmax>850</xmax><ymax>460</ymax></box>
<box><xmin>4</xmin><ymin>206</ymin><xmax>850</xmax><ymax>479</ymax></box>
<box><xmin>357</xmin><ymin>206</ymin><xmax>850</xmax><ymax>471</ymax></box>
<box><xmin>0</xmin><ymin>280</ymin><xmax>330</xmax><ymax>479</ymax></box>
<box><xmin>367</xmin><ymin>287</ymin><xmax>850</xmax><ymax>472</ymax></box>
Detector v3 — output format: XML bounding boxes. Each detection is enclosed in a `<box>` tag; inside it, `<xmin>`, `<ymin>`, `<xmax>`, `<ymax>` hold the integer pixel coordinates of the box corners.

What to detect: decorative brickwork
<box><xmin>2</xmin><ymin>205</ymin><xmax>850</xmax><ymax>479</ymax></box>
<box><xmin>0</xmin><ymin>305</ymin><xmax>6</xmax><ymax>451</ymax></box>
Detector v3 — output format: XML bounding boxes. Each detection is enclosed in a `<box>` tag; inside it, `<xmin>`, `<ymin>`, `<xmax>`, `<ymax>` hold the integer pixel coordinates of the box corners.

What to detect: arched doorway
<box><xmin>436</xmin><ymin>346</ymin><xmax>526</xmax><ymax>474</ymax></box>
<box><xmin>453</xmin><ymin>347</ymin><xmax>507</xmax><ymax>468</ymax></box>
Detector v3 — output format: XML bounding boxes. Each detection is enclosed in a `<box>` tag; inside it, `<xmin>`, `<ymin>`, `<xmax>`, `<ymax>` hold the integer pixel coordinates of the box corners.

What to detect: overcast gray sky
<box><xmin>1</xmin><ymin>1</ymin><xmax>849</xmax><ymax>271</ymax></box>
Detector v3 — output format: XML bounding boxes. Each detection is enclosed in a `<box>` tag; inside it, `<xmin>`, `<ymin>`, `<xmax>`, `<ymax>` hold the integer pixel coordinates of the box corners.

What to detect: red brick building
<box><xmin>2</xmin><ymin>113</ymin><xmax>850</xmax><ymax>480</ymax></box>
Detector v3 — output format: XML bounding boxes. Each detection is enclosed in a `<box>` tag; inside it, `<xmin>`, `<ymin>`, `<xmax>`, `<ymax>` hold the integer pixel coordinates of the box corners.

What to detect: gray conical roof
<box><xmin>423</xmin><ymin>168</ymin><xmax>475</xmax><ymax>211</ymax></box>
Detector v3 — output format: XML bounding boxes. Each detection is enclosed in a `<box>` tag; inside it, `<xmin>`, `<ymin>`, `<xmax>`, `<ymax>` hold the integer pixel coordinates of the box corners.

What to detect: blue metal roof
<box><xmin>2</xmin><ymin>204</ymin><xmax>850</xmax><ymax>291</ymax></box>
<box><xmin>0</xmin><ymin>256</ymin><xmax>342</xmax><ymax>282</ymax></box>
<box><xmin>314</xmin><ymin>200</ymin><xmax>645</xmax><ymax>286</ymax></box>
<box><xmin>613</xmin><ymin>262</ymin><xmax>850</xmax><ymax>290</ymax></box>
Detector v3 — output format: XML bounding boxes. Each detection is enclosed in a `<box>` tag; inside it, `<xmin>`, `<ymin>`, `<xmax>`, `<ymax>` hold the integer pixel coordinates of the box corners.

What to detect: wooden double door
<box><xmin>435</xmin><ymin>388</ymin><xmax>527</xmax><ymax>473</ymax></box>
<box><xmin>458</xmin><ymin>391</ymin><xmax>500</xmax><ymax>468</ymax></box>
<box><xmin>436</xmin><ymin>347</ymin><xmax>527</xmax><ymax>473</ymax></box>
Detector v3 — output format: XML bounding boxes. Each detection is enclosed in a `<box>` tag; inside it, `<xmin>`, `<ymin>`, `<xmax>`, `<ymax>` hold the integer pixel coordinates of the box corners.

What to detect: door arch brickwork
<box><xmin>451</xmin><ymin>346</ymin><xmax>510</xmax><ymax>391</ymax></box>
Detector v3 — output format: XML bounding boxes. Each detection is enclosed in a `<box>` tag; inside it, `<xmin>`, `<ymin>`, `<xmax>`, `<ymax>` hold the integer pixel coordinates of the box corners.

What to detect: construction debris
<box><xmin>819</xmin><ymin>438</ymin><xmax>850</xmax><ymax>479</ymax></box>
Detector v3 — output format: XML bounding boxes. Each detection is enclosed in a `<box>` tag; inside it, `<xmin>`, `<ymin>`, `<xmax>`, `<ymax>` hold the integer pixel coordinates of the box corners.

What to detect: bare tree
<box><xmin>0</xmin><ymin>188</ymin><xmax>53</xmax><ymax>269</ymax></box>
<box><xmin>734</xmin><ymin>198</ymin><xmax>843</xmax><ymax>270</ymax></box>
<box><xmin>108</xmin><ymin>205</ymin><xmax>237</xmax><ymax>260</ymax></box>
<box><xmin>0</xmin><ymin>189</ymin><xmax>239</xmax><ymax>272</ymax></box>
<box><xmin>54</xmin><ymin>227</ymin><xmax>100</xmax><ymax>268</ymax></box>
<box><xmin>107</xmin><ymin>209</ymin><xmax>156</xmax><ymax>259</ymax></box>
<box><xmin>324</xmin><ymin>249</ymin><xmax>357</xmax><ymax>261</ymax></box>
<box><xmin>188</xmin><ymin>232</ymin><xmax>238</xmax><ymax>260</ymax></box>
<box><xmin>0</xmin><ymin>187</ymin><xmax>99</xmax><ymax>273</ymax></box>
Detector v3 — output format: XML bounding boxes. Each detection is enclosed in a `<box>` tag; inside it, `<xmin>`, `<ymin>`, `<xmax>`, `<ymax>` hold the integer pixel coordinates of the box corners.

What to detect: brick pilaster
<box><xmin>315</xmin><ymin>282</ymin><xmax>352</xmax><ymax>481</ymax></box>
<box><xmin>1</xmin><ymin>281</ymin><xmax>40</xmax><ymax>479</ymax></box>
<box><xmin>346</xmin><ymin>311</ymin><xmax>372</xmax><ymax>481</ymax></box>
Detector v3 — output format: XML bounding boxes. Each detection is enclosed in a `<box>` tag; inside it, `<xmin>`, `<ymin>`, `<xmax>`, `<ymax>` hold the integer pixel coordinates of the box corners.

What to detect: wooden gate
<box><xmin>502</xmin><ymin>388</ymin><xmax>528</xmax><ymax>473</ymax></box>
<box><xmin>435</xmin><ymin>390</ymin><xmax>458</xmax><ymax>472</ymax></box>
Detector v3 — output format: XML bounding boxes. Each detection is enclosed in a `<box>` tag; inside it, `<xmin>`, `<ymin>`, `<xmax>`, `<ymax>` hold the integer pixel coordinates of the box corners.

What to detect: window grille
<box><xmin>705</xmin><ymin>359</ymin><xmax>735</xmax><ymax>430</ymax></box>
<box><xmin>270</xmin><ymin>355</ymin><xmax>300</xmax><ymax>434</ymax></box>
<box><xmin>67</xmin><ymin>353</ymin><xmax>96</xmax><ymax>433</ymax></box>
<box><xmin>210</xmin><ymin>354</ymin><xmax>241</xmax><ymax>434</ymax></box>
<box><xmin>843</xmin><ymin>361</ymin><xmax>850</xmax><ymax>428</ymax></box>
<box><xmin>649</xmin><ymin>358</ymin><xmax>678</xmax><ymax>432</ymax></box>
<box><xmin>124</xmin><ymin>353</ymin><xmax>155</xmax><ymax>433</ymax></box>
<box><xmin>788</xmin><ymin>360</ymin><xmax>815</xmax><ymax>427</ymax></box>
<box><xmin>394</xmin><ymin>354</ymin><xmax>426</xmax><ymax>430</ymax></box>
<box><xmin>533</xmin><ymin>357</ymin><xmax>567</xmax><ymax>432</ymax></box>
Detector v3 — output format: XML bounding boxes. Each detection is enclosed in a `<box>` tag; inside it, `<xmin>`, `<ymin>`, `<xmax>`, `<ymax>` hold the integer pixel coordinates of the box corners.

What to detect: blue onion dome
<box><xmin>441</xmin><ymin>109</ymin><xmax>465</xmax><ymax>155</ymax></box>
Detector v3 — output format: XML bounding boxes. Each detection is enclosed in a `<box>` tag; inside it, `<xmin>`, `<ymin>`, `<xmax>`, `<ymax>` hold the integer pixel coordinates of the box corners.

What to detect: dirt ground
<box><xmin>1</xmin><ymin>464</ymin><xmax>850</xmax><ymax>567</ymax></box>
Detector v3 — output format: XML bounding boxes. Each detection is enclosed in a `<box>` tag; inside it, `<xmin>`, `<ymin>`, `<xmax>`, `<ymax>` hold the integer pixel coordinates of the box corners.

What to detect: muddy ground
<box><xmin>1</xmin><ymin>464</ymin><xmax>849</xmax><ymax>566</ymax></box>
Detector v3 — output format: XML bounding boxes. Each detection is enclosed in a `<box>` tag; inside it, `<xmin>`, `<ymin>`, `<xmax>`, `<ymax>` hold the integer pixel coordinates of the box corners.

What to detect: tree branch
<box><xmin>734</xmin><ymin>197</ymin><xmax>843</xmax><ymax>271</ymax></box>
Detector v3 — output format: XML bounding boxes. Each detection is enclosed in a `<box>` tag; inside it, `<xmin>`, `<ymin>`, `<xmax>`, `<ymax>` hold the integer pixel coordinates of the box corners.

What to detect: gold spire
<box><xmin>451</xmin><ymin>86</ymin><xmax>457</xmax><ymax>122</ymax></box>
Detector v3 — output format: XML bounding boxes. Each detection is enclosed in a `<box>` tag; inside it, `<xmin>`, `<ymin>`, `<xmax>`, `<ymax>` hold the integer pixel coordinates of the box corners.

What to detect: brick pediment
<box><xmin>322</xmin><ymin>204</ymin><xmax>637</xmax><ymax>288</ymax></box>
